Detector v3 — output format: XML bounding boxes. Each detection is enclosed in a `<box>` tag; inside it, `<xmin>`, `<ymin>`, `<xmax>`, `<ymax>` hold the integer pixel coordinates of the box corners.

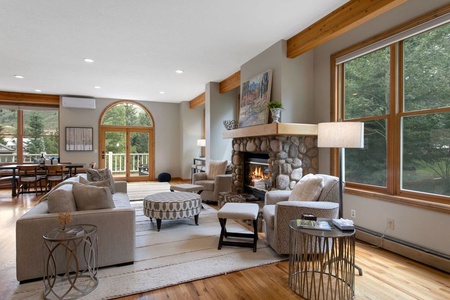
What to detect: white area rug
<box><xmin>127</xmin><ymin>181</ymin><xmax>171</xmax><ymax>200</ymax></box>
<box><xmin>11</xmin><ymin>202</ymin><xmax>286</xmax><ymax>299</ymax></box>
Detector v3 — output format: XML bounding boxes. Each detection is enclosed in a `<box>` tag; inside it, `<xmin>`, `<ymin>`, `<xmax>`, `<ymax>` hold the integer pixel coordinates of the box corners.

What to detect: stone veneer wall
<box><xmin>231</xmin><ymin>135</ymin><xmax>318</xmax><ymax>193</ymax></box>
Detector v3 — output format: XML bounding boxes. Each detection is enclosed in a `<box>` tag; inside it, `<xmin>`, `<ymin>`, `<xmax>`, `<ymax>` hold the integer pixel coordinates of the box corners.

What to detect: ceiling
<box><xmin>0</xmin><ymin>0</ymin><xmax>348</xmax><ymax>103</ymax></box>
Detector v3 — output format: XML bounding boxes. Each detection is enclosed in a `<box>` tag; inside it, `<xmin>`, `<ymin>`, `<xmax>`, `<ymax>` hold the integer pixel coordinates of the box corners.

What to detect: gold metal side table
<box><xmin>288</xmin><ymin>219</ymin><xmax>355</xmax><ymax>300</ymax></box>
<box><xmin>42</xmin><ymin>224</ymin><xmax>98</xmax><ymax>300</ymax></box>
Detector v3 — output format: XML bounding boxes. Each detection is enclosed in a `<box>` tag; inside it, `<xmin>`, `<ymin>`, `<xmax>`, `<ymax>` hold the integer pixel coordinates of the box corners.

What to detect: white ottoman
<box><xmin>143</xmin><ymin>192</ymin><xmax>202</xmax><ymax>231</ymax></box>
<box><xmin>217</xmin><ymin>202</ymin><xmax>259</xmax><ymax>252</ymax></box>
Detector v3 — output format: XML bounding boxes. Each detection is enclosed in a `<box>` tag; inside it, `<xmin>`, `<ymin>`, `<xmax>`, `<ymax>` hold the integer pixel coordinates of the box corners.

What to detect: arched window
<box><xmin>99</xmin><ymin>101</ymin><xmax>155</xmax><ymax>181</ymax></box>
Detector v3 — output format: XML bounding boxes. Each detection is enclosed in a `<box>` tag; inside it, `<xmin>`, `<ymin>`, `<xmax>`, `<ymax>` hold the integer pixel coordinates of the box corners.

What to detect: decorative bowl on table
<box><xmin>223</xmin><ymin>120</ymin><xmax>238</xmax><ymax>130</ymax></box>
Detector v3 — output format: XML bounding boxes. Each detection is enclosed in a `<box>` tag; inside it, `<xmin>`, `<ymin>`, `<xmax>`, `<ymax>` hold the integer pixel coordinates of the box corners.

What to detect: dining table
<box><xmin>0</xmin><ymin>163</ymin><xmax>86</xmax><ymax>197</ymax></box>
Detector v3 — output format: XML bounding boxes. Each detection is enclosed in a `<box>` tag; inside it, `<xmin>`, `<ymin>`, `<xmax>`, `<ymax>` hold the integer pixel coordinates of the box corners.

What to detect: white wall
<box><xmin>179</xmin><ymin>101</ymin><xmax>204</xmax><ymax>179</ymax></box>
<box><xmin>313</xmin><ymin>0</ymin><xmax>450</xmax><ymax>255</ymax></box>
<box><xmin>240</xmin><ymin>40</ymin><xmax>315</xmax><ymax>123</ymax></box>
<box><xmin>206</xmin><ymin>82</ymin><xmax>237</xmax><ymax>163</ymax></box>
<box><xmin>60</xmin><ymin>97</ymin><xmax>183</xmax><ymax>179</ymax></box>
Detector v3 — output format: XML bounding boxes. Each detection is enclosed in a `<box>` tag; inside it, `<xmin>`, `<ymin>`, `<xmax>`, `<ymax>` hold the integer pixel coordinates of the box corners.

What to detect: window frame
<box><xmin>0</xmin><ymin>92</ymin><xmax>59</xmax><ymax>164</ymax></box>
<box><xmin>331</xmin><ymin>6</ymin><xmax>450</xmax><ymax>212</ymax></box>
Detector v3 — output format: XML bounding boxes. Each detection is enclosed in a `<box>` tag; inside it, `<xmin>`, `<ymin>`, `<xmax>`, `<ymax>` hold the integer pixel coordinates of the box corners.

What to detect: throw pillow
<box><xmin>288</xmin><ymin>174</ymin><xmax>324</xmax><ymax>201</ymax></box>
<box><xmin>206</xmin><ymin>160</ymin><xmax>228</xmax><ymax>180</ymax></box>
<box><xmin>79</xmin><ymin>176</ymin><xmax>110</xmax><ymax>189</ymax></box>
<box><xmin>72</xmin><ymin>182</ymin><xmax>115</xmax><ymax>211</ymax></box>
<box><xmin>86</xmin><ymin>168</ymin><xmax>115</xmax><ymax>194</ymax></box>
<box><xmin>47</xmin><ymin>185</ymin><xmax>77</xmax><ymax>213</ymax></box>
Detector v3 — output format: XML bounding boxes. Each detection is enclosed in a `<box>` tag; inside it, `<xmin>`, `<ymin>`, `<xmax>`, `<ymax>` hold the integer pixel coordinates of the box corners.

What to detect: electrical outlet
<box><xmin>350</xmin><ymin>209</ymin><xmax>356</xmax><ymax>218</ymax></box>
<box><xmin>387</xmin><ymin>218</ymin><xmax>395</xmax><ymax>230</ymax></box>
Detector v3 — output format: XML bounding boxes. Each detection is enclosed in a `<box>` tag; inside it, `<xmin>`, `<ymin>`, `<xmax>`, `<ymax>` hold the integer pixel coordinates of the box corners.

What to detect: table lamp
<box><xmin>197</xmin><ymin>139</ymin><xmax>206</xmax><ymax>157</ymax></box>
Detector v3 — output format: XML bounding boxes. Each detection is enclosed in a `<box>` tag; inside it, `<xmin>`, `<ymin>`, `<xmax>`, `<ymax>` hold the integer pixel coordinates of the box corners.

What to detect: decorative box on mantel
<box><xmin>223</xmin><ymin>123</ymin><xmax>319</xmax><ymax>195</ymax></box>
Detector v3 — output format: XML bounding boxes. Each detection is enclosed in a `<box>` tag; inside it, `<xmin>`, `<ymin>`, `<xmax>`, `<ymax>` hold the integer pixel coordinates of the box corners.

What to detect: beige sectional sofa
<box><xmin>16</xmin><ymin>174</ymin><xmax>135</xmax><ymax>282</ymax></box>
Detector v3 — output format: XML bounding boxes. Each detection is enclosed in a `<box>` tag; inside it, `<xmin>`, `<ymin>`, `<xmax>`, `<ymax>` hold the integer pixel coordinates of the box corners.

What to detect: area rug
<box><xmin>11</xmin><ymin>202</ymin><xmax>286</xmax><ymax>299</ymax></box>
<box><xmin>127</xmin><ymin>181</ymin><xmax>171</xmax><ymax>201</ymax></box>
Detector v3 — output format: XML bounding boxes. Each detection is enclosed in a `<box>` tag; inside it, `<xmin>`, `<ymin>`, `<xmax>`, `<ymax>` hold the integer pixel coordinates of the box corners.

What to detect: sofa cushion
<box><xmin>207</xmin><ymin>160</ymin><xmax>227</xmax><ymax>180</ymax></box>
<box><xmin>86</xmin><ymin>168</ymin><xmax>115</xmax><ymax>193</ymax></box>
<box><xmin>47</xmin><ymin>184</ymin><xmax>76</xmax><ymax>213</ymax></box>
<box><xmin>72</xmin><ymin>182</ymin><xmax>115</xmax><ymax>210</ymax></box>
<box><xmin>288</xmin><ymin>174</ymin><xmax>324</xmax><ymax>201</ymax></box>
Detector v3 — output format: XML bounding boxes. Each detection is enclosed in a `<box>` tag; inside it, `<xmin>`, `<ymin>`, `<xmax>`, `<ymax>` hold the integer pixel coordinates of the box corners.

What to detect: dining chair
<box><xmin>45</xmin><ymin>165</ymin><xmax>68</xmax><ymax>190</ymax></box>
<box><xmin>17</xmin><ymin>165</ymin><xmax>45</xmax><ymax>195</ymax></box>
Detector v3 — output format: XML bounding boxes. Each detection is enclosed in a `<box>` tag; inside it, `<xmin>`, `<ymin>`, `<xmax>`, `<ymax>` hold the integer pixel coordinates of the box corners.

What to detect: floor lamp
<box><xmin>318</xmin><ymin>121</ymin><xmax>364</xmax><ymax>275</ymax></box>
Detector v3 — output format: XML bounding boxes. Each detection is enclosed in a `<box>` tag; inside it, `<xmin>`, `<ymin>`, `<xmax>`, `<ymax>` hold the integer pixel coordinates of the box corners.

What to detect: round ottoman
<box><xmin>143</xmin><ymin>192</ymin><xmax>202</xmax><ymax>231</ymax></box>
<box><xmin>157</xmin><ymin>172</ymin><xmax>171</xmax><ymax>182</ymax></box>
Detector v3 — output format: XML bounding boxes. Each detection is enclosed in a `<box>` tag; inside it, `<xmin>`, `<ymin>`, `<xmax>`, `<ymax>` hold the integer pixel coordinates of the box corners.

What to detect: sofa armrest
<box><xmin>264</xmin><ymin>190</ymin><xmax>291</xmax><ymax>205</ymax></box>
<box><xmin>214</xmin><ymin>174</ymin><xmax>232</xmax><ymax>192</ymax></box>
<box><xmin>212</xmin><ymin>174</ymin><xmax>232</xmax><ymax>202</ymax></box>
<box><xmin>275</xmin><ymin>201</ymin><xmax>339</xmax><ymax>226</ymax></box>
<box><xmin>115</xmin><ymin>181</ymin><xmax>127</xmax><ymax>193</ymax></box>
<box><xmin>192</xmin><ymin>172</ymin><xmax>207</xmax><ymax>183</ymax></box>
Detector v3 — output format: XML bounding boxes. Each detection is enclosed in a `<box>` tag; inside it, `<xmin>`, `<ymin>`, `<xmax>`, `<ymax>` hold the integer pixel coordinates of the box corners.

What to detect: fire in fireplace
<box><xmin>244</xmin><ymin>153</ymin><xmax>271</xmax><ymax>199</ymax></box>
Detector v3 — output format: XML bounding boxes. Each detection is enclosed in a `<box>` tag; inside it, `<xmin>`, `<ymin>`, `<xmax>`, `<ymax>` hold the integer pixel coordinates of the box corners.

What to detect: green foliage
<box><xmin>344</xmin><ymin>23</ymin><xmax>450</xmax><ymax>195</ymax></box>
<box><xmin>267</xmin><ymin>101</ymin><xmax>283</xmax><ymax>109</ymax></box>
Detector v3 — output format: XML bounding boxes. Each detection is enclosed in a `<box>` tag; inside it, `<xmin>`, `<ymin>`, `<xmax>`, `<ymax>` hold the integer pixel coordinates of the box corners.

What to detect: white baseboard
<box><xmin>356</xmin><ymin>227</ymin><xmax>450</xmax><ymax>274</ymax></box>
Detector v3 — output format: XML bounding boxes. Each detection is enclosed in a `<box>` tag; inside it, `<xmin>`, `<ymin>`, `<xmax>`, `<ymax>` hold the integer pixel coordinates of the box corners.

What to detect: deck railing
<box><xmin>0</xmin><ymin>152</ymin><xmax>149</xmax><ymax>175</ymax></box>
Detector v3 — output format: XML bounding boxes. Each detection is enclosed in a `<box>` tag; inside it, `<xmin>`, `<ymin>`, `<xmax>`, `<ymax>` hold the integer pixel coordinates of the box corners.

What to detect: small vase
<box><xmin>270</xmin><ymin>108</ymin><xmax>281</xmax><ymax>123</ymax></box>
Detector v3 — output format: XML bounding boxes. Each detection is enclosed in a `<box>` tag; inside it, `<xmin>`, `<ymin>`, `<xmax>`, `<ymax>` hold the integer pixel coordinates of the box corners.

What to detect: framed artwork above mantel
<box><xmin>238</xmin><ymin>69</ymin><xmax>272</xmax><ymax>128</ymax></box>
<box><xmin>65</xmin><ymin>127</ymin><xmax>93</xmax><ymax>151</ymax></box>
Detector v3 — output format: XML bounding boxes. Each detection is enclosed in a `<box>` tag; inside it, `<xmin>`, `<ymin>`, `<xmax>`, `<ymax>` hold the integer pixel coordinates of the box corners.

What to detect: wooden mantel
<box><xmin>222</xmin><ymin>123</ymin><xmax>317</xmax><ymax>139</ymax></box>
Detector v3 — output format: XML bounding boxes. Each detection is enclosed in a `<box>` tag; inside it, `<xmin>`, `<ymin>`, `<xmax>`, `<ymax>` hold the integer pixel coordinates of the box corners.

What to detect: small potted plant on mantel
<box><xmin>267</xmin><ymin>101</ymin><xmax>284</xmax><ymax>123</ymax></box>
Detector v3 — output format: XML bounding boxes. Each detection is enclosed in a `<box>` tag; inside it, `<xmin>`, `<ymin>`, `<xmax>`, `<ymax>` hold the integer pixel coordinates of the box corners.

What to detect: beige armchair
<box><xmin>263</xmin><ymin>174</ymin><xmax>340</xmax><ymax>254</ymax></box>
<box><xmin>192</xmin><ymin>160</ymin><xmax>232</xmax><ymax>203</ymax></box>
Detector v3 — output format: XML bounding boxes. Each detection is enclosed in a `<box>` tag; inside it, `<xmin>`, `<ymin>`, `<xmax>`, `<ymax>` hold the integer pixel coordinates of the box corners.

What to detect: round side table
<box><xmin>288</xmin><ymin>219</ymin><xmax>355</xmax><ymax>300</ymax></box>
<box><xmin>42</xmin><ymin>224</ymin><xmax>98</xmax><ymax>300</ymax></box>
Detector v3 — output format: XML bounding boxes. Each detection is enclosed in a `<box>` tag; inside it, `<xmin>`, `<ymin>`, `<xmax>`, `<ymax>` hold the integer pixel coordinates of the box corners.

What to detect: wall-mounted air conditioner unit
<box><xmin>61</xmin><ymin>96</ymin><xmax>96</xmax><ymax>109</ymax></box>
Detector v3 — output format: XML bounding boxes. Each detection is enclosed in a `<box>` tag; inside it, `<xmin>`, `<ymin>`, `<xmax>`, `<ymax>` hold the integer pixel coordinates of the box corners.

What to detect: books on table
<box><xmin>296</xmin><ymin>219</ymin><xmax>331</xmax><ymax>231</ymax></box>
<box><xmin>332</xmin><ymin>218</ymin><xmax>355</xmax><ymax>231</ymax></box>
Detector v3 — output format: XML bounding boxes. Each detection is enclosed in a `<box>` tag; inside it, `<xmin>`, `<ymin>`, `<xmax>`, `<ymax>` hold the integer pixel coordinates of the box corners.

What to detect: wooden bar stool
<box><xmin>217</xmin><ymin>202</ymin><xmax>259</xmax><ymax>252</ymax></box>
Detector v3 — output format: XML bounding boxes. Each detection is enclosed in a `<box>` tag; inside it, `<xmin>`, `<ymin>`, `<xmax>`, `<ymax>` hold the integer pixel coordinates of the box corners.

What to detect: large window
<box><xmin>0</xmin><ymin>107</ymin><xmax>59</xmax><ymax>163</ymax></box>
<box><xmin>334</xmin><ymin>14</ymin><xmax>450</xmax><ymax>206</ymax></box>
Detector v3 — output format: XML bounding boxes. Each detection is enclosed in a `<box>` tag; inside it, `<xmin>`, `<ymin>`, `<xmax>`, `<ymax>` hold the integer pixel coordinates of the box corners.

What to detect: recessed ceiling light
<box><xmin>35</xmin><ymin>89</ymin><xmax>42</xmax><ymax>93</ymax></box>
<box><xmin>14</xmin><ymin>75</ymin><xmax>24</xmax><ymax>79</ymax></box>
<box><xmin>94</xmin><ymin>86</ymin><xmax>101</xmax><ymax>89</ymax></box>
<box><xmin>84</xmin><ymin>58</ymin><xmax>94</xmax><ymax>63</ymax></box>
<box><xmin>159</xmin><ymin>91</ymin><xmax>165</xmax><ymax>94</ymax></box>
<box><xmin>175</xmin><ymin>70</ymin><xmax>184</xmax><ymax>74</ymax></box>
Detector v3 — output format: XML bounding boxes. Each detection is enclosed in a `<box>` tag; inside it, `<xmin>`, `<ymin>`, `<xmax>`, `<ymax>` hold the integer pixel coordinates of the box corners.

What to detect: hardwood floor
<box><xmin>1</xmin><ymin>182</ymin><xmax>449</xmax><ymax>300</ymax></box>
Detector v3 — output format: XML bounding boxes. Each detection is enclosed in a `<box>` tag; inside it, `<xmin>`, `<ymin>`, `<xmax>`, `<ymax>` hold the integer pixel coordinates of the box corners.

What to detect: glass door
<box><xmin>129</xmin><ymin>131</ymin><xmax>150</xmax><ymax>179</ymax></box>
<box><xmin>100</xmin><ymin>128</ymin><xmax>152</xmax><ymax>181</ymax></box>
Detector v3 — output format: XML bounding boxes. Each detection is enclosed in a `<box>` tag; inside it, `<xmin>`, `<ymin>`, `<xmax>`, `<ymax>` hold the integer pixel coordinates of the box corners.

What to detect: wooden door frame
<box><xmin>99</xmin><ymin>126</ymin><xmax>155</xmax><ymax>181</ymax></box>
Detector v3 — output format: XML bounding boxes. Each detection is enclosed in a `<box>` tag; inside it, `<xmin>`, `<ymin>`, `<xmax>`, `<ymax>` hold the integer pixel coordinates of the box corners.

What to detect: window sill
<box><xmin>346</xmin><ymin>187</ymin><xmax>450</xmax><ymax>214</ymax></box>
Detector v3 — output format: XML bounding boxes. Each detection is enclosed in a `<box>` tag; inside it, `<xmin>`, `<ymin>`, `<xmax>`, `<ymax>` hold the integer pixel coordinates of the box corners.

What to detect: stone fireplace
<box><xmin>223</xmin><ymin>123</ymin><xmax>318</xmax><ymax>197</ymax></box>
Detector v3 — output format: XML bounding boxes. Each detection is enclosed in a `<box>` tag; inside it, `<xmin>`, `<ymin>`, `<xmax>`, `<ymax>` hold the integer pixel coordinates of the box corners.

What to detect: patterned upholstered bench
<box><xmin>143</xmin><ymin>192</ymin><xmax>202</xmax><ymax>231</ymax></box>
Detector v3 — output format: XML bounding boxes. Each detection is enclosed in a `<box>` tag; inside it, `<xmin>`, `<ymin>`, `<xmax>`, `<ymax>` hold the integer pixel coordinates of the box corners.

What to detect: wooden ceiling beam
<box><xmin>189</xmin><ymin>93</ymin><xmax>205</xmax><ymax>109</ymax></box>
<box><xmin>286</xmin><ymin>0</ymin><xmax>407</xmax><ymax>58</ymax></box>
<box><xmin>219</xmin><ymin>71</ymin><xmax>240</xmax><ymax>94</ymax></box>
<box><xmin>0</xmin><ymin>91</ymin><xmax>59</xmax><ymax>106</ymax></box>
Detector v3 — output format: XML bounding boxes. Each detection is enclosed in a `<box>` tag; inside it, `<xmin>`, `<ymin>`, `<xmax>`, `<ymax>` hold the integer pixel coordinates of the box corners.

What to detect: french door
<box><xmin>99</xmin><ymin>127</ymin><xmax>154</xmax><ymax>181</ymax></box>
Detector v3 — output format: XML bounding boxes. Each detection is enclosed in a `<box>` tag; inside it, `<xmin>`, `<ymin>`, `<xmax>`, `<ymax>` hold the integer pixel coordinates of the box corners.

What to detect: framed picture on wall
<box><xmin>65</xmin><ymin>127</ymin><xmax>93</xmax><ymax>151</ymax></box>
<box><xmin>238</xmin><ymin>69</ymin><xmax>272</xmax><ymax>128</ymax></box>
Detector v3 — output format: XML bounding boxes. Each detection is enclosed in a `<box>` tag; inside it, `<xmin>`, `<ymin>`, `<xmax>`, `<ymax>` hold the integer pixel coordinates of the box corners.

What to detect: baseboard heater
<box><xmin>355</xmin><ymin>226</ymin><xmax>450</xmax><ymax>273</ymax></box>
